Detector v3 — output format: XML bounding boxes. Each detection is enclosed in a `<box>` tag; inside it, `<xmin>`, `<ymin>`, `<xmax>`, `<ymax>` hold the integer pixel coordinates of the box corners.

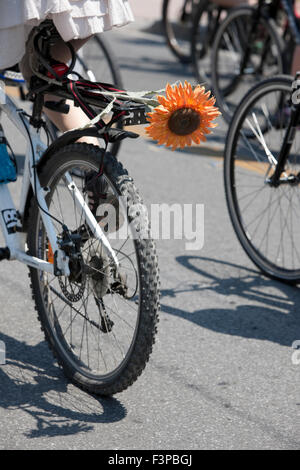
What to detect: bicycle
<box><xmin>224</xmin><ymin>73</ymin><xmax>300</xmax><ymax>283</ymax></box>
<box><xmin>162</xmin><ymin>0</ymin><xmax>200</xmax><ymax>63</ymax></box>
<box><xmin>211</xmin><ymin>0</ymin><xmax>299</xmax><ymax>123</ymax></box>
<box><xmin>0</xmin><ymin>21</ymin><xmax>160</xmax><ymax>395</ymax></box>
<box><xmin>0</xmin><ymin>33</ymin><xmax>124</xmax><ymax>157</ymax></box>
<box><xmin>75</xmin><ymin>34</ymin><xmax>124</xmax><ymax>157</ymax></box>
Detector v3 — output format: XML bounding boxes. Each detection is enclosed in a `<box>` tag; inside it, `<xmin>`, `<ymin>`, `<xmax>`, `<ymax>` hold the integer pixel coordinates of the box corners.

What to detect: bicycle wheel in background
<box><xmin>224</xmin><ymin>75</ymin><xmax>300</xmax><ymax>283</ymax></box>
<box><xmin>162</xmin><ymin>0</ymin><xmax>197</xmax><ymax>63</ymax></box>
<box><xmin>76</xmin><ymin>34</ymin><xmax>123</xmax><ymax>88</ymax></box>
<box><xmin>211</xmin><ymin>7</ymin><xmax>284</xmax><ymax>123</ymax></box>
<box><xmin>27</xmin><ymin>144</ymin><xmax>160</xmax><ymax>395</ymax></box>
<box><xmin>191</xmin><ymin>0</ymin><xmax>225</xmax><ymax>88</ymax></box>
<box><xmin>75</xmin><ymin>34</ymin><xmax>124</xmax><ymax>157</ymax></box>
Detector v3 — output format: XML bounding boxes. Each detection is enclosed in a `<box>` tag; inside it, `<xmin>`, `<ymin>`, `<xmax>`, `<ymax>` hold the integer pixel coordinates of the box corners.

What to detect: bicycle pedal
<box><xmin>0</xmin><ymin>247</ymin><xmax>10</xmax><ymax>261</ymax></box>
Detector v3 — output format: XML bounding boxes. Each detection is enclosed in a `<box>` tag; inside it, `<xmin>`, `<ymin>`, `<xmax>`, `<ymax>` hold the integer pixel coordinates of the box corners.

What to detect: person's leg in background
<box><xmin>291</xmin><ymin>0</ymin><xmax>300</xmax><ymax>76</ymax></box>
<box><xmin>291</xmin><ymin>46</ymin><xmax>300</xmax><ymax>76</ymax></box>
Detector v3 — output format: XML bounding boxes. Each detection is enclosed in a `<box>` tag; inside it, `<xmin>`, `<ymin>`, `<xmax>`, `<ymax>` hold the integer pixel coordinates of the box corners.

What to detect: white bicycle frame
<box><xmin>0</xmin><ymin>84</ymin><xmax>118</xmax><ymax>276</ymax></box>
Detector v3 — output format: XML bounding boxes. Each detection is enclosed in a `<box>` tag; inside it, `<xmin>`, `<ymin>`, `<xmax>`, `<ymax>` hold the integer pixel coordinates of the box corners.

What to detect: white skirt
<box><xmin>0</xmin><ymin>0</ymin><xmax>134</xmax><ymax>69</ymax></box>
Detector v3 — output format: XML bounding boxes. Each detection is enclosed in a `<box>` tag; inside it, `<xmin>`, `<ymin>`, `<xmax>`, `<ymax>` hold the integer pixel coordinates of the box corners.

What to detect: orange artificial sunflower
<box><xmin>145</xmin><ymin>81</ymin><xmax>220</xmax><ymax>151</ymax></box>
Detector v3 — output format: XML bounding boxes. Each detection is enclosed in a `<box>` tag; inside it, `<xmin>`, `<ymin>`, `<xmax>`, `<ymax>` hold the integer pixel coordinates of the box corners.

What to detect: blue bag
<box><xmin>0</xmin><ymin>128</ymin><xmax>17</xmax><ymax>183</ymax></box>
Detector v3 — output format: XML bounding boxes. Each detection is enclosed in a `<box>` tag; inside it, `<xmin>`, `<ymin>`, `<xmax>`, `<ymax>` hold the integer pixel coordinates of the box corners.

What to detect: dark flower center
<box><xmin>168</xmin><ymin>107</ymin><xmax>201</xmax><ymax>136</ymax></box>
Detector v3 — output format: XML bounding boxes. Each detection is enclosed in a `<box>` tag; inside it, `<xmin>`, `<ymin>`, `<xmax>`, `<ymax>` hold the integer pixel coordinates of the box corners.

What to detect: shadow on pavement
<box><xmin>160</xmin><ymin>255</ymin><xmax>300</xmax><ymax>347</ymax></box>
<box><xmin>118</xmin><ymin>53</ymin><xmax>194</xmax><ymax>79</ymax></box>
<box><xmin>0</xmin><ymin>333</ymin><xmax>127</xmax><ymax>439</ymax></box>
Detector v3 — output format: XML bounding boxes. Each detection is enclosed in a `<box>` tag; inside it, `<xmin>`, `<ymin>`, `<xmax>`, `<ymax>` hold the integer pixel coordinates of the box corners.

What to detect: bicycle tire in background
<box><xmin>224</xmin><ymin>74</ymin><xmax>300</xmax><ymax>283</ymax></box>
<box><xmin>211</xmin><ymin>7</ymin><xmax>284</xmax><ymax>123</ymax></box>
<box><xmin>191</xmin><ymin>0</ymin><xmax>221</xmax><ymax>87</ymax></box>
<box><xmin>162</xmin><ymin>0</ymin><xmax>195</xmax><ymax>63</ymax></box>
<box><xmin>78</xmin><ymin>34</ymin><xmax>124</xmax><ymax>89</ymax></box>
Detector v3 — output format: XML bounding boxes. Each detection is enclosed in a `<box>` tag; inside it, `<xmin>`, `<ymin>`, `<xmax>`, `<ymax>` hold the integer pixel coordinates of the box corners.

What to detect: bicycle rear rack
<box><xmin>29</xmin><ymin>76</ymin><xmax>151</xmax><ymax>130</ymax></box>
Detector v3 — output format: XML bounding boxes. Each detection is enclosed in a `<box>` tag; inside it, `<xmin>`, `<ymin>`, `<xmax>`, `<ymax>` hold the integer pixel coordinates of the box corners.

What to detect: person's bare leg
<box><xmin>19</xmin><ymin>35</ymin><xmax>98</xmax><ymax>144</ymax></box>
<box><xmin>44</xmin><ymin>96</ymin><xmax>98</xmax><ymax>144</ymax></box>
<box><xmin>291</xmin><ymin>45</ymin><xmax>300</xmax><ymax>76</ymax></box>
<box><xmin>43</xmin><ymin>37</ymin><xmax>99</xmax><ymax>145</ymax></box>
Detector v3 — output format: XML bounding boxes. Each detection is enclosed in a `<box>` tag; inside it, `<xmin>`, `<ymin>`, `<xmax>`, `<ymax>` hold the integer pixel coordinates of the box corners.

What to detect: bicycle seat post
<box><xmin>29</xmin><ymin>25</ymin><xmax>53</xmax><ymax>128</ymax></box>
<box><xmin>30</xmin><ymin>90</ymin><xmax>44</xmax><ymax>129</ymax></box>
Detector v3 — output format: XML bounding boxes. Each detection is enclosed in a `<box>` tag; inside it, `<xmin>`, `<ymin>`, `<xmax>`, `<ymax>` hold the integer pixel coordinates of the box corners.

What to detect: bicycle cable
<box><xmin>18</xmin><ymin>110</ymin><xmax>66</xmax><ymax>229</ymax></box>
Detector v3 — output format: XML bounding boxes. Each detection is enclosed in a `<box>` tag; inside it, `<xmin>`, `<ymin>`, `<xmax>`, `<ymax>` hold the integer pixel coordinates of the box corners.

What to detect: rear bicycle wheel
<box><xmin>212</xmin><ymin>7</ymin><xmax>284</xmax><ymax>123</ymax></box>
<box><xmin>224</xmin><ymin>75</ymin><xmax>300</xmax><ymax>283</ymax></box>
<box><xmin>27</xmin><ymin>144</ymin><xmax>160</xmax><ymax>395</ymax></box>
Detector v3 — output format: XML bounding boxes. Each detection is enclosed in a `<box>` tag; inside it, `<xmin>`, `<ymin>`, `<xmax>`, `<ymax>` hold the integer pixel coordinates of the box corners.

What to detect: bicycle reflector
<box><xmin>46</xmin><ymin>63</ymin><xmax>69</xmax><ymax>79</ymax></box>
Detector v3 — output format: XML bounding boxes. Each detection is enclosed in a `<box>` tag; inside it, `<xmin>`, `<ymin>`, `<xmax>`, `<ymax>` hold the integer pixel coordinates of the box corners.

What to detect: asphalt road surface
<box><xmin>0</xmin><ymin>15</ymin><xmax>299</xmax><ymax>450</ymax></box>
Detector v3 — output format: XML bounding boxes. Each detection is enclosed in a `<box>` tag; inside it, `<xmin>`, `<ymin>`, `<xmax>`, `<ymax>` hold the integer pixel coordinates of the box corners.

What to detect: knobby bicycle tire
<box><xmin>27</xmin><ymin>144</ymin><xmax>160</xmax><ymax>395</ymax></box>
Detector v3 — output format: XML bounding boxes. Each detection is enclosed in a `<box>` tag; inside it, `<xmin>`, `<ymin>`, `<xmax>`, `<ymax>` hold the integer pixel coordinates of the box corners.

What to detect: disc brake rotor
<box><xmin>58</xmin><ymin>255</ymin><xmax>86</xmax><ymax>302</ymax></box>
